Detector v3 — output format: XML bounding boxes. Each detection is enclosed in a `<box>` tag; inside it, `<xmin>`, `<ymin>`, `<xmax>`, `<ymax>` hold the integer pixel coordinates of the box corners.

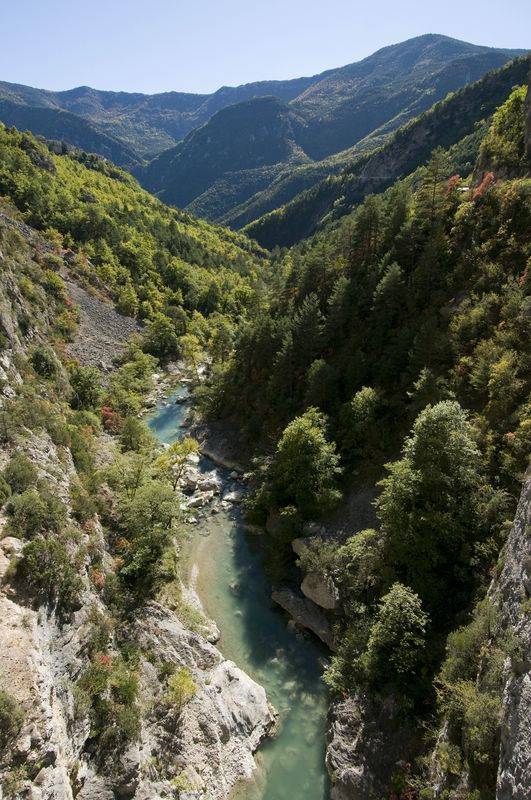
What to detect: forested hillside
<box><xmin>202</xmin><ymin>82</ymin><xmax>531</xmax><ymax>798</ymax></box>
<box><xmin>135</xmin><ymin>96</ymin><xmax>309</xmax><ymax>215</ymax></box>
<box><xmin>0</xmin><ymin>124</ymin><xmax>268</xmax><ymax>364</ymax></box>
<box><xmin>0</xmin><ymin>99</ymin><xmax>139</xmax><ymax>167</ymax></box>
<box><xmin>0</xmin><ymin>36</ymin><xmax>524</xmax><ymax>228</ymax></box>
<box><xmin>245</xmin><ymin>55</ymin><xmax>530</xmax><ymax>248</ymax></box>
<box><xmin>134</xmin><ymin>36</ymin><xmax>524</xmax><ymax>224</ymax></box>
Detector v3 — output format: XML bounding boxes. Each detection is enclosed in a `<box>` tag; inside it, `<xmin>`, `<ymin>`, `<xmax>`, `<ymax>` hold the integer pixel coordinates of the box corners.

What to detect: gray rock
<box><xmin>0</xmin><ymin>536</ymin><xmax>24</xmax><ymax>555</ymax></box>
<box><xmin>496</xmin><ymin>470</ymin><xmax>531</xmax><ymax>800</ymax></box>
<box><xmin>326</xmin><ymin>693</ymin><xmax>418</xmax><ymax>800</ymax></box>
<box><xmin>272</xmin><ymin>587</ymin><xmax>335</xmax><ymax>650</ymax></box>
<box><xmin>186</xmin><ymin>490</ymin><xmax>215</xmax><ymax>509</ymax></box>
<box><xmin>301</xmin><ymin>571</ymin><xmax>339</xmax><ymax>610</ymax></box>
<box><xmin>223</xmin><ymin>487</ymin><xmax>245</xmax><ymax>504</ymax></box>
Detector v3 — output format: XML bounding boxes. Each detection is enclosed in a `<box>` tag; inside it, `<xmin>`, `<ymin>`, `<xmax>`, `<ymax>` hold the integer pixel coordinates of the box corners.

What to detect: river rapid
<box><xmin>147</xmin><ymin>389</ymin><xmax>329</xmax><ymax>800</ymax></box>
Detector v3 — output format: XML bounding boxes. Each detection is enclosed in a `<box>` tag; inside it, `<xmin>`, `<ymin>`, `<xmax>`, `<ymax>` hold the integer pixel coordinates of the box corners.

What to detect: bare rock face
<box><xmin>272</xmin><ymin>587</ymin><xmax>335</xmax><ymax>650</ymax></box>
<box><xmin>301</xmin><ymin>571</ymin><xmax>339</xmax><ymax>611</ymax></box>
<box><xmin>126</xmin><ymin>603</ymin><xmax>277</xmax><ymax>800</ymax></box>
<box><xmin>496</xmin><ymin>471</ymin><xmax>531</xmax><ymax>800</ymax></box>
<box><xmin>0</xmin><ymin>432</ymin><xmax>276</xmax><ymax>800</ymax></box>
<box><xmin>326</xmin><ymin>693</ymin><xmax>418</xmax><ymax>800</ymax></box>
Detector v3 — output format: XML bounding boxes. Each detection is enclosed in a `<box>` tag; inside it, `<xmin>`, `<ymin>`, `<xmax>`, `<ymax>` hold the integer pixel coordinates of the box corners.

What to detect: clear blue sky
<box><xmin>2</xmin><ymin>0</ymin><xmax>529</xmax><ymax>94</ymax></box>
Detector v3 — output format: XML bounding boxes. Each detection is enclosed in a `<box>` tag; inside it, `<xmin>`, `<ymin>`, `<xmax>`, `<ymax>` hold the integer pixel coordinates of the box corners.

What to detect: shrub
<box><xmin>3</xmin><ymin>452</ymin><xmax>38</xmax><ymax>494</ymax></box>
<box><xmin>69</xmin><ymin>424</ymin><xmax>96</xmax><ymax>475</ymax></box>
<box><xmin>70</xmin><ymin>482</ymin><xmax>97</xmax><ymax>523</ymax></box>
<box><xmin>267</xmin><ymin>407</ymin><xmax>342</xmax><ymax>523</ymax></box>
<box><xmin>68</xmin><ymin>364</ymin><xmax>102</xmax><ymax>411</ymax></box>
<box><xmin>165</xmin><ymin>667</ymin><xmax>196</xmax><ymax>730</ymax></box>
<box><xmin>119</xmin><ymin>416</ymin><xmax>154</xmax><ymax>453</ymax></box>
<box><xmin>0</xmin><ymin>475</ymin><xmax>11</xmax><ymax>506</ymax></box>
<box><xmin>31</xmin><ymin>345</ymin><xmax>57</xmax><ymax>378</ymax></box>
<box><xmin>142</xmin><ymin>312</ymin><xmax>180</xmax><ymax>359</ymax></box>
<box><xmin>42</xmin><ymin>268</ymin><xmax>66</xmax><ymax>299</ymax></box>
<box><xmin>339</xmin><ymin>386</ymin><xmax>380</xmax><ymax>462</ymax></box>
<box><xmin>6</xmin><ymin>488</ymin><xmax>67</xmax><ymax>538</ymax></box>
<box><xmin>16</xmin><ymin>538</ymin><xmax>82</xmax><ymax>611</ymax></box>
<box><xmin>360</xmin><ymin>582</ymin><xmax>428</xmax><ymax>691</ymax></box>
<box><xmin>0</xmin><ymin>690</ymin><xmax>24</xmax><ymax>751</ymax></box>
<box><xmin>377</xmin><ymin>401</ymin><xmax>487</xmax><ymax>617</ymax></box>
<box><xmin>76</xmin><ymin>656</ymin><xmax>140</xmax><ymax>751</ymax></box>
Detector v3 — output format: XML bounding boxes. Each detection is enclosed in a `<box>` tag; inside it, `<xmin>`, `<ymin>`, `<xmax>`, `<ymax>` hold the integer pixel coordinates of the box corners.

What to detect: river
<box><xmin>148</xmin><ymin>389</ymin><xmax>329</xmax><ymax>800</ymax></box>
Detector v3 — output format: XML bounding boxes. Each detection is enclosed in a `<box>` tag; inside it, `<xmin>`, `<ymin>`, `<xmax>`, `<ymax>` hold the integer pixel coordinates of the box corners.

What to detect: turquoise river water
<box><xmin>148</xmin><ymin>391</ymin><xmax>329</xmax><ymax>800</ymax></box>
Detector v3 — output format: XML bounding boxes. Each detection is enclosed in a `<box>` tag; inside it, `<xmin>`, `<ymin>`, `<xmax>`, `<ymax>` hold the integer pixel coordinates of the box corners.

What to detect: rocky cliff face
<box><xmin>495</xmin><ymin>472</ymin><xmax>531</xmax><ymax>800</ymax></box>
<box><xmin>326</xmin><ymin>694</ymin><xmax>418</xmax><ymax>800</ymax></box>
<box><xmin>0</xmin><ymin>211</ymin><xmax>275</xmax><ymax>800</ymax></box>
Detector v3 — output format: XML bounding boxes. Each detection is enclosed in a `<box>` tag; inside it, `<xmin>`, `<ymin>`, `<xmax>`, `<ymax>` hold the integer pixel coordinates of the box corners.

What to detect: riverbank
<box><xmin>147</xmin><ymin>385</ymin><xmax>331</xmax><ymax>800</ymax></box>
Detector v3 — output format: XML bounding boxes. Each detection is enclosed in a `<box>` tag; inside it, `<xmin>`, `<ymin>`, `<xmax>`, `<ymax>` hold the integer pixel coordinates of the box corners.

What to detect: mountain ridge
<box><xmin>243</xmin><ymin>54</ymin><xmax>531</xmax><ymax>248</ymax></box>
<box><xmin>0</xmin><ymin>34</ymin><xmax>525</xmax><ymax>159</ymax></box>
<box><xmin>132</xmin><ymin>37</ymin><xmax>527</xmax><ymax>221</ymax></box>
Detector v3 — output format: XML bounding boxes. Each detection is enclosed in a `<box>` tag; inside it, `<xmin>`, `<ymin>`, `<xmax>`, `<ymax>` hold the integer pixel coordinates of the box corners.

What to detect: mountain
<box><xmin>0</xmin><ymin>74</ymin><xmax>319</xmax><ymax>159</ymax></box>
<box><xmin>0</xmin><ymin>98</ymin><xmax>138</xmax><ymax>166</ymax></box>
<box><xmin>203</xmin><ymin>80</ymin><xmax>531</xmax><ymax>800</ymax></box>
<box><xmin>132</xmin><ymin>35</ymin><xmax>525</xmax><ymax>222</ymax></box>
<box><xmin>244</xmin><ymin>55</ymin><xmax>531</xmax><ymax>249</ymax></box>
<box><xmin>134</xmin><ymin>96</ymin><xmax>310</xmax><ymax>214</ymax></box>
<box><xmin>0</xmin><ymin>36</ymin><xmax>525</xmax><ymax>175</ymax></box>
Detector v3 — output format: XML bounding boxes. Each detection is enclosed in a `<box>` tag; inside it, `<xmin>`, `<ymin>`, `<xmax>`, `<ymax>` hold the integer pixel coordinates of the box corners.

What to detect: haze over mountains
<box><xmin>0</xmin><ymin>34</ymin><xmax>526</xmax><ymax>236</ymax></box>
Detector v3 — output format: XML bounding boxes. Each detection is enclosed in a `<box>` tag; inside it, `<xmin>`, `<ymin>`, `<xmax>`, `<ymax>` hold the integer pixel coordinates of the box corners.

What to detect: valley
<box><xmin>0</xmin><ymin>23</ymin><xmax>529</xmax><ymax>800</ymax></box>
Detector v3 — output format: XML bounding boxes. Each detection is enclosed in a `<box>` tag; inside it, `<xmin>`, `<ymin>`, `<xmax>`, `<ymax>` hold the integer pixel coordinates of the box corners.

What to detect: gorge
<box><xmin>0</xmin><ymin>24</ymin><xmax>529</xmax><ymax>800</ymax></box>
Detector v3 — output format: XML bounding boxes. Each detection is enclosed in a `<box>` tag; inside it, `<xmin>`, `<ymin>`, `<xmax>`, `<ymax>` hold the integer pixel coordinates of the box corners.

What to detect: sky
<box><xmin>0</xmin><ymin>0</ymin><xmax>529</xmax><ymax>95</ymax></box>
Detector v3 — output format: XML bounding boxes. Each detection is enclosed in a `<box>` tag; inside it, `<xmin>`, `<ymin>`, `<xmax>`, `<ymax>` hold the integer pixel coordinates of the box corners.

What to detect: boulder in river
<box><xmin>301</xmin><ymin>571</ymin><xmax>339</xmax><ymax>611</ymax></box>
<box><xmin>272</xmin><ymin>587</ymin><xmax>335</xmax><ymax>650</ymax></box>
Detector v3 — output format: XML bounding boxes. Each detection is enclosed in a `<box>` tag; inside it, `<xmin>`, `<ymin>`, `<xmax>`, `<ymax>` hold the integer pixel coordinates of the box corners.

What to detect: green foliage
<box><xmin>76</xmin><ymin>655</ymin><xmax>140</xmax><ymax>752</ymax></box>
<box><xmin>359</xmin><ymin>583</ymin><xmax>428</xmax><ymax>690</ymax></box>
<box><xmin>16</xmin><ymin>538</ymin><xmax>82</xmax><ymax>611</ymax></box>
<box><xmin>0</xmin><ymin>475</ymin><xmax>11</xmax><ymax>506</ymax></box>
<box><xmin>0</xmin><ymin>123</ymin><xmax>266</xmax><ymax>338</ymax></box>
<box><xmin>116</xmin><ymin>478</ymin><xmax>179</xmax><ymax>599</ymax></box>
<box><xmin>244</xmin><ymin>57</ymin><xmax>529</xmax><ymax>249</ymax></box>
<box><xmin>30</xmin><ymin>344</ymin><xmax>57</xmax><ymax>377</ymax></box>
<box><xmin>116</xmin><ymin>282</ymin><xmax>139</xmax><ymax>316</ymax></box>
<box><xmin>68</xmin><ymin>364</ymin><xmax>102</xmax><ymax>411</ymax></box>
<box><xmin>154</xmin><ymin>437</ymin><xmax>200</xmax><ymax>489</ymax></box>
<box><xmin>142</xmin><ymin>312</ymin><xmax>180</xmax><ymax>359</ymax></box>
<box><xmin>479</xmin><ymin>85</ymin><xmax>528</xmax><ymax>174</ymax></box>
<box><xmin>165</xmin><ymin>667</ymin><xmax>197</xmax><ymax>713</ymax></box>
<box><xmin>264</xmin><ymin>407</ymin><xmax>342</xmax><ymax>524</ymax></box>
<box><xmin>104</xmin><ymin>347</ymin><xmax>157</xmax><ymax>418</ymax></box>
<box><xmin>339</xmin><ymin>386</ymin><xmax>381</xmax><ymax>463</ymax></box>
<box><xmin>3</xmin><ymin>452</ymin><xmax>38</xmax><ymax>494</ymax></box>
<box><xmin>433</xmin><ymin>596</ymin><xmax>507</xmax><ymax>795</ymax></box>
<box><xmin>70</xmin><ymin>481</ymin><xmax>97</xmax><ymax>523</ymax></box>
<box><xmin>214</xmin><ymin>113</ymin><xmax>529</xmax><ymax>723</ymax></box>
<box><xmin>119</xmin><ymin>416</ymin><xmax>154</xmax><ymax>453</ymax></box>
<box><xmin>0</xmin><ymin>690</ymin><xmax>24</xmax><ymax>751</ymax></box>
<box><xmin>6</xmin><ymin>487</ymin><xmax>67</xmax><ymax>538</ymax></box>
<box><xmin>377</xmin><ymin>401</ymin><xmax>488</xmax><ymax>616</ymax></box>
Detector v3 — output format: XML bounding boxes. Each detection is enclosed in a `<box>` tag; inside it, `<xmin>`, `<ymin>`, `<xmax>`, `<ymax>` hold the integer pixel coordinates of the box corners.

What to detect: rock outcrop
<box><xmin>301</xmin><ymin>572</ymin><xmax>339</xmax><ymax>611</ymax></box>
<box><xmin>326</xmin><ymin>694</ymin><xmax>418</xmax><ymax>800</ymax></box>
<box><xmin>272</xmin><ymin>587</ymin><xmax>335</xmax><ymax>650</ymax></box>
<box><xmin>496</xmin><ymin>471</ymin><xmax>531</xmax><ymax>800</ymax></box>
<box><xmin>0</xmin><ymin>426</ymin><xmax>275</xmax><ymax>800</ymax></box>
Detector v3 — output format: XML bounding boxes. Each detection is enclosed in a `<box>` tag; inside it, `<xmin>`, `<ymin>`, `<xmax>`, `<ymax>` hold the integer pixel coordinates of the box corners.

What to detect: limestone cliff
<box><xmin>495</xmin><ymin>472</ymin><xmax>531</xmax><ymax>800</ymax></box>
<box><xmin>0</xmin><ymin>210</ymin><xmax>275</xmax><ymax>800</ymax></box>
